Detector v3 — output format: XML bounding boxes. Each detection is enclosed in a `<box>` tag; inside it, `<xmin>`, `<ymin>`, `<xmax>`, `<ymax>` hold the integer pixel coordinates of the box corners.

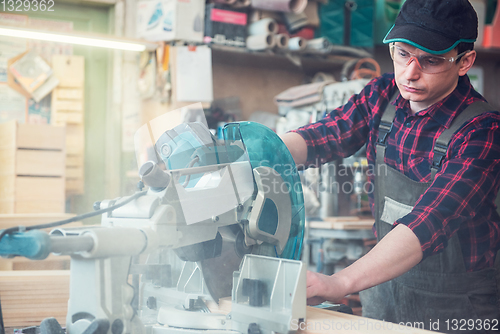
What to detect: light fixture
<box><xmin>0</xmin><ymin>25</ymin><xmax>158</xmax><ymax>52</ymax></box>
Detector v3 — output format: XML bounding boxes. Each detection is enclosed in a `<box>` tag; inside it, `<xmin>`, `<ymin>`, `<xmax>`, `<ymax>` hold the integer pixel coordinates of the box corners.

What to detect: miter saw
<box><xmin>0</xmin><ymin>105</ymin><xmax>307</xmax><ymax>334</ymax></box>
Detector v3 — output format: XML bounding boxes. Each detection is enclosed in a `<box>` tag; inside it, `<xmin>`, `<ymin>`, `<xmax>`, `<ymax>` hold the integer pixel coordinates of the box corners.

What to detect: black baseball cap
<box><xmin>383</xmin><ymin>0</ymin><xmax>478</xmax><ymax>54</ymax></box>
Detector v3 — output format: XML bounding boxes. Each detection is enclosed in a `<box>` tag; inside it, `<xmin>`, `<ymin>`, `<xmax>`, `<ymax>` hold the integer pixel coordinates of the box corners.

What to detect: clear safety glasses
<box><xmin>389</xmin><ymin>43</ymin><xmax>468</xmax><ymax>74</ymax></box>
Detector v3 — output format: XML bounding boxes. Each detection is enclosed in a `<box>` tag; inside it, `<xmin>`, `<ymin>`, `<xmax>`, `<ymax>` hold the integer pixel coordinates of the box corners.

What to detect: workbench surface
<box><xmin>302</xmin><ymin>306</ymin><xmax>439</xmax><ymax>333</ymax></box>
<box><xmin>214</xmin><ymin>298</ymin><xmax>438</xmax><ymax>333</ymax></box>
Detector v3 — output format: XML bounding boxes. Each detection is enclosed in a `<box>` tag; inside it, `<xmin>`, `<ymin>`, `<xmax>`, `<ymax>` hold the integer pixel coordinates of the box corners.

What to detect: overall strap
<box><xmin>376</xmin><ymin>92</ymin><xmax>399</xmax><ymax>166</ymax></box>
<box><xmin>430</xmin><ymin>101</ymin><xmax>494</xmax><ymax>180</ymax></box>
<box><xmin>431</xmin><ymin>101</ymin><xmax>500</xmax><ymax>270</ymax></box>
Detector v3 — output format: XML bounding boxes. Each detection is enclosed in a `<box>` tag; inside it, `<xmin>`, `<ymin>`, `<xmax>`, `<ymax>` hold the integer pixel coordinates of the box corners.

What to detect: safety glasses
<box><xmin>389</xmin><ymin>43</ymin><xmax>468</xmax><ymax>74</ymax></box>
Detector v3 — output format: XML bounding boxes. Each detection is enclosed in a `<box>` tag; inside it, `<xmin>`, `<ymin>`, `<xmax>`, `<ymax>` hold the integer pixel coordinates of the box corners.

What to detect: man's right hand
<box><xmin>306</xmin><ymin>270</ymin><xmax>348</xmax><ymax>305</ymax></box>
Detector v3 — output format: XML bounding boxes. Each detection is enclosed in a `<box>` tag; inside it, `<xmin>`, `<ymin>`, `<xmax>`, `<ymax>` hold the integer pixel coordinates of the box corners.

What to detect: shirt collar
<box><xmin>392</xmin><ymin>75</ymin><xmax>475</xmax><ymax>129</ymax></box>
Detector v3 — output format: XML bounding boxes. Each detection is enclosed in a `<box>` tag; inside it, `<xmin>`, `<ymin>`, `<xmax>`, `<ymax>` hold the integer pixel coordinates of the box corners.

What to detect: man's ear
<box><xmin>458</xmin><ymin>50</ymin><xmax>477</xmax><ymax>76</ymax></box>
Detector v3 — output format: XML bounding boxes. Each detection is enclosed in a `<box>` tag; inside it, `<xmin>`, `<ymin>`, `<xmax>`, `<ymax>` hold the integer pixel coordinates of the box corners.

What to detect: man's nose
<box><xmin>405</xmin><ymin>56</ymin><xmax>423</xmax><ymax>69</ymax></box>
<box><xmin>404</xmin><ymin>56</ymin><xmax>422</xmax><ymax>79</ymax></box>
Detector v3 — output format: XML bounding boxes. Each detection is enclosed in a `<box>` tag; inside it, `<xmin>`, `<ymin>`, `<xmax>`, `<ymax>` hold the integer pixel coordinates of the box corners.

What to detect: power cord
<box><xmin>0</xmin><ymin>190</ymin><xmax>147</xmax><ymax>243</ymax></box>
<box><xmin>0</xmin><ymin>189</ymin><xmax>148</xmax><ymax>334</ymax></box>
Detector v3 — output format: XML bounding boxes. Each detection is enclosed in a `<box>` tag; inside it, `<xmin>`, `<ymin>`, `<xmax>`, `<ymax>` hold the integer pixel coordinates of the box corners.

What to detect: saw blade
<box><xmin>199</xmin><ymin>225</ymin><xmax>251</xmax><ymax>303</ymax></box>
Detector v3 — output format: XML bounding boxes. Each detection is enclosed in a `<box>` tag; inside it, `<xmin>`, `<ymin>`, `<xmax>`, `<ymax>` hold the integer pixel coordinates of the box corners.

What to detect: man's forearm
<box><xmin>280</xmin><ymin>132</ymin><xmax>308</xmax><ymax>167</ymax></box>
<box><xmin>326</xmin><ymin>224</ymin><xmax>423</xmax><ymax>301</ymax></box>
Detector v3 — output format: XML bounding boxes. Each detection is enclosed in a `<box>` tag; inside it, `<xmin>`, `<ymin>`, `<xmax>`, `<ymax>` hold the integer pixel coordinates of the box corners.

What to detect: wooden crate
<box><xmin>0</xmin><ymin>254</ymin><xmax>71</xmax><ymax>271</ymax></box>
<box><xmin>51</xmin><ymin>55</ymin><xmax>85</xmax><ymax>195</ymax></box>
<box><xmin>0</xmin><ymin>271</ymin><xmax>70</xmax><ymax>328</ymax></box>
<box><xmin>0</xmin><ymin>121</ymin><xmax>66</xmax><ymax>214</ymax></box>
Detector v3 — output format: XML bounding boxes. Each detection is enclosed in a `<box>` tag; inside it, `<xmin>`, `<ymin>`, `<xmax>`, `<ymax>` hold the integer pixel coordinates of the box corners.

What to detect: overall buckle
<box><xmin>431</xmin><ymin>142</ymin><xmax>448</xmax><ymax>169</ymax></box>
<box><xmin>377</xmin><ymin>121</ymin><xmax>393</xmax><ymax>146</ymax></box>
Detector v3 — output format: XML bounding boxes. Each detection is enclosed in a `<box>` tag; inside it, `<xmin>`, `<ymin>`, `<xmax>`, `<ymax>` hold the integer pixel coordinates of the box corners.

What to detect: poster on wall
<box><xmin>27</xmin><ymin>17</ymin><xmax>74</xmax><ymax>60</ymax></box>
<box><xmin>0</xmin><ymin>37</ymin><xmax>28</xmax><ymax>83</ymax></box>
<box><xmin>27</xmin><ymin>94</ymin><xmax>52</xmax><ymax>124</ymax></box>
<box><xmin>0</xmin><ymin>13</ymin><xmax>74</xmax><ymax>124</ymax></box>
<box><xmin>0</xmin><ymin>84</ymin><xmax>27</xmax><ymax>123</ymax></box>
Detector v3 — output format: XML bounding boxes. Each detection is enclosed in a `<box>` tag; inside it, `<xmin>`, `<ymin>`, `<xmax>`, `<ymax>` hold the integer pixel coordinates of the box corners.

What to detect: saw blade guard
<box><xmin>222</xmin><ymin>122</ymin><xmax>305</xmax><ymax>260</ymax></box>
<box><xmin>133</xmin><ymin>104</ymin><xmax>304</xmax><ymax>260</ymax></box>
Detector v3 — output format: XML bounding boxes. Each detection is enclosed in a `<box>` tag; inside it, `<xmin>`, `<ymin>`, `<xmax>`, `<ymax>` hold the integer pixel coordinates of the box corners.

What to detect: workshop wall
<box><xmin>0</xmin><ymin>0</ymin><xmax>499</xmax><ymax>221</ymax></box>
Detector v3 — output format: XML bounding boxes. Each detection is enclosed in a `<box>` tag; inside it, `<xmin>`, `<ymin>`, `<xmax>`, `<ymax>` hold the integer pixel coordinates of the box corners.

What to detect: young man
<box><xmin>281</xmin><ymin>0</ymin><xmax>500</xmax><ymax>331</ymax></box>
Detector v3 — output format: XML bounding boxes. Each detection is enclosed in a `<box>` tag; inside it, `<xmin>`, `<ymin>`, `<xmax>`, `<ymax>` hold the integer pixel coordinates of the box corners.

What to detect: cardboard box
<box><xmin>204</xmin><ymin>4</ymin><xmax>248</xmax><ymax>47</ymax></box>
<box><xmin>136</xmin><ymin>0</ymin><xmax>205</xmax><ymax>42</ymax></box>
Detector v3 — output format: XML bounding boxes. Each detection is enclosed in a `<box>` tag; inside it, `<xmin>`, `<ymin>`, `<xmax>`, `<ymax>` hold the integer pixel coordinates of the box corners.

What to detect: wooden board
<box><xmin>62</xmin><ymin>121</ymin><xmax>85</xmax><ymax>194</ymax></box>
<box><xmin>0</xmin><ymin>147</ymin><xmax>15</xmax><ymax>175</ymax></box>
<box><xmin>16</xmin><ymin>150</ymin><xmax>65</xmax><ymax>176</ymax></box>
<box><xmin>66</xmin><ymin>178</ymin><xmax>85</xmax><ymax>195</ymax></box>
<box><xmin>53</xmin><ymin>100</ymin><xmax>84</xmax><ymax>112</ymax></box>
<box><xmin>53</xmin><ymin>111</ymin><xmax>84</xmax><ymax>125</ymax></box>
<box><xmin>309</xmin><ymin>217</ymin><xmax>375</xmax><ymax>230</ymax></box>
<box><xmin>52</xmin><ymin>55</ymin><xmax>85</xmax><ymax>88</ymax></box>
<box><xmin>0</xmin><ymin>213</ymin><xmax>78</xmax><ymax>229</ymax></box>
<box><xmin>50</xmin><ymin>56</ymin><xmax>86</xmax><ymax>196</ymax></box>
<box><xmin>302</xmin><ymin>306</ymin><xmax>439</xmax><ymax>333</ymax></box>
<box><xmin>0</xmin><ymin>121</ymin><xmax>65</xmax><ymax>151</ymax></box>
<box><xmin>0</xmin><ymin>271</ymin><xmax>70</xmax><ymax>328</ymax></box>
<box><xmin>65</xmin><ymin>166</ymin><xmax>84</xmax><ymax>179</ymax></box>
<box><xmin>65</xmin><ymin>124</ymin><xmax>85</xmax><ymax>154</ymax></box>
<box><xmin>54</xmin><ymin>88</ymin><xmax>83</xmax><ymax>100</ymax></box>
<box><xmin>0</xmin><ymin>254</ymin><xmax>71</xmax><ymax>271</ymax></box>
<box><xmin>0</xmin><ymin>121</ymin><xmax>66</xmax><ymax>214</ymax></box>
<box><xmin>209</xmin><ymin>300</ymin><xmax>439</xmax><ymax>333</ymax></box>
<box><xmin>16</xmin><ymin>123</ymin><xmax>66</xmax><ymax>151</ymax></box>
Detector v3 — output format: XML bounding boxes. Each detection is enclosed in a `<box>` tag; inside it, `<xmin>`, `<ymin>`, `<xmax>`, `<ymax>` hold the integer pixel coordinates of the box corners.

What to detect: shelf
<box><xmin>476</xmin><ymin>46</ymin><xmax>500</xmax><ymax>61</ymax></box>
<box><xmin>210</xmin><ymin>44</ymin><xmax>367</xmax><ymax>73</ymax></box>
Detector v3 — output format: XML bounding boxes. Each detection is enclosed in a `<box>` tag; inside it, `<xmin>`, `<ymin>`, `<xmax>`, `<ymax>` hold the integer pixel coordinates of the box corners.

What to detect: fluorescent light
<box><xmin>0</xmin><ymin>26</ymin><xmax>157</xmax><ymax>52</ymax></box>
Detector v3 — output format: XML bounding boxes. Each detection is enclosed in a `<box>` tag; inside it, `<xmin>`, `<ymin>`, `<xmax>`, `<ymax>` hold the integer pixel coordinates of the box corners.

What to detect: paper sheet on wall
<box><xmin>0</xmin><ymin>84</ymin><xmax>27</xmax><ymax>123</ymax></box>
<box><xmin>174</xmin><ymin>46</ymin><xmax>213</xmax><ymax>102</ymax></box>
<box><xmin>0</xmin><ymin>37</ymin><xmax>27</xmax><ymax>83</ymax></box>
<box><xmin>27</xmin><ymin>18</ymin><xmax>74</xmax><ymax>60</ymax></box>
<box><xmin>0</xmin><ymin>14</ymin><xmax>73</xmax><ymax>84</ymax></box>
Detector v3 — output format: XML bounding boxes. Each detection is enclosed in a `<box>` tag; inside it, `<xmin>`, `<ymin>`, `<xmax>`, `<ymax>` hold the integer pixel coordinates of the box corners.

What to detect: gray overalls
<box><xmin>359</xmin><ymin>95</ymin><xmax>500</xmax><ymax>333</ymax></box>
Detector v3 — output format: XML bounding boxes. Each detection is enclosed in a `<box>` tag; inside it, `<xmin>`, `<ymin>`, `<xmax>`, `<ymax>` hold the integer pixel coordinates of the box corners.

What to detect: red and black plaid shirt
<box><xmin>293</xmin><ymin>73</ymin><xmax>500</xmax><ymax>272</ymax></box>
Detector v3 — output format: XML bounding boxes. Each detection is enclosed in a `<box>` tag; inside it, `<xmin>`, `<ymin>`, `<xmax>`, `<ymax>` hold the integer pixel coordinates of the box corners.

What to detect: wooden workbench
<box><xmin>0</xmin><ymin>215</ymin><xmax>434</xmax><ymax>333</ymax></box>
<box><xmin>214</xmin><ymin>298</ymin><xmax>438</xmax><ymax>333</ymax></box>
<box><xmin>302</xmin><ymin>306</ymin><xmax>438</xmax><ymax>333</ymax></box>
<box><xmin>0</xmin><ymin>272</ymin><xmax>438</xmax><ymax>333</ymax></box>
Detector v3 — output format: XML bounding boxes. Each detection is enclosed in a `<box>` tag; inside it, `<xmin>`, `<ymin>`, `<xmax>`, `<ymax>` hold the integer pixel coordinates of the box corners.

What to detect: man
<box><xmin>281</xmin><ymin>0</ymin><xmax>500</xmax><ymax>332</ymax></box>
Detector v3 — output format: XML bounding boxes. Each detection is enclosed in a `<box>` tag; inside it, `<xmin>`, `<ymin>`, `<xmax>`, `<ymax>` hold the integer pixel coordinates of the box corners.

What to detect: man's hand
<box><xmin>305</xmin><ymin>224</ymin><xmax>423</xmax><ymax>305</ymax></box>
<box><xmin>306</xmin><ymin>271</ymin><xmax>348</xmax><ymax>305</ymax></box>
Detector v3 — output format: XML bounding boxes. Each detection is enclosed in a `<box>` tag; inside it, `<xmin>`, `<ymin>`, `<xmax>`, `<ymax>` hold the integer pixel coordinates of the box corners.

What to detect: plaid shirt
<box><xmin>293</xmin><ymin>73</ymin><xmax>500</xmax><ymax>272</ymax></box>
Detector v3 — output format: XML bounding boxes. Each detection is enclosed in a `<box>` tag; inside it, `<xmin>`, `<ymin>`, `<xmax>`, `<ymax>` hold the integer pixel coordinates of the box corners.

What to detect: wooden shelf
<box><xmin>308</xmin><ymin>216</ymin><xmax>375</xmax><ymax>230</ymax></box>
<box><xmin>0</xmin><ymin>213</ymin><xmax>77</xmax><ymax>230</ymax></box>
<box><xmin>210</xmin><ymin>44</ymin><xmax>365</xmax><ymax>73</ymax></box>
<box><xmin>476</xmin><ymin>46</ymin><xmax>500</xmax><ymax>61</ymax></box>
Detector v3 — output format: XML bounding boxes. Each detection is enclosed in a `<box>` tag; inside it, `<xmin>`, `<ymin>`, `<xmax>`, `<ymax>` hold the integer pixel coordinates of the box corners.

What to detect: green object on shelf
<box><xmin>316</xmin><ymin>0</ymin><xmax>375</xmax><ymax>48</ymax></box>
<box><xmin>486</xmin><ymin>0</ymin><xmax>498</xmax><ymax>24</ymax></box>
<box><xmin>374</xmin><ymin>0</ymin><xmax>405</xmax><ymax>45</ymax></box>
